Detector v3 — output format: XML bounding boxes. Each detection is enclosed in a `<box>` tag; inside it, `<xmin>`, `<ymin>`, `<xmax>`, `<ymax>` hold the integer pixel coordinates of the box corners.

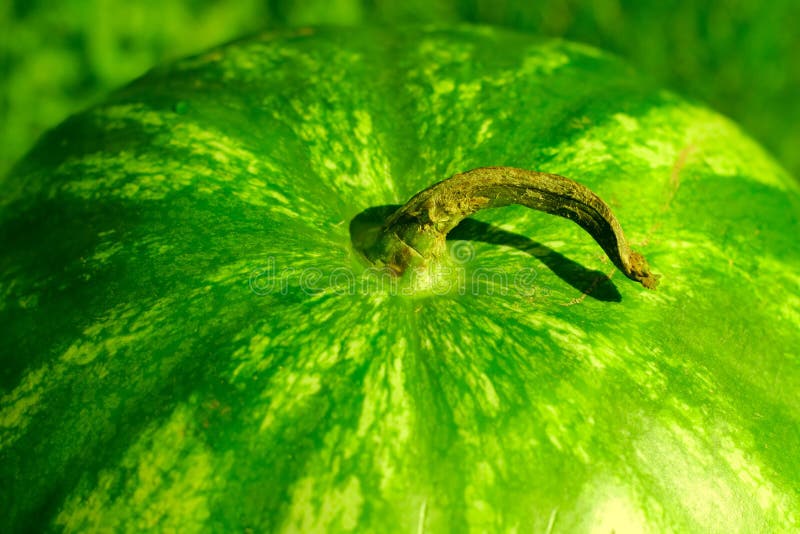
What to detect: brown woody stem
<box><xmin>365</xmin><ymin>166</ymin><xmax>660</xmax><ymax>289</ymax></box>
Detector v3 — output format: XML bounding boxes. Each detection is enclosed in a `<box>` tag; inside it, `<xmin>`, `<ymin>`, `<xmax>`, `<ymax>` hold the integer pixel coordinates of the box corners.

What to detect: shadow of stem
<box><xmin>351</xmin><ymin>205</ymin><xmax>621</xmax><ymax>302</ymax></box>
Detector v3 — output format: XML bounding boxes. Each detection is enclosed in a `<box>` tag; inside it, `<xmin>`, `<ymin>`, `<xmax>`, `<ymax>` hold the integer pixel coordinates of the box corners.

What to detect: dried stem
<box><xmin>365</xmin><ymin>166</ymin><xmax>659</xmax><ymax>289</ymax></box>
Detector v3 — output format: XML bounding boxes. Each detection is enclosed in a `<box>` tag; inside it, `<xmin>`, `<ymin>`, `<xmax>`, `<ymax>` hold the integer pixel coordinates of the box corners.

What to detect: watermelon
<box><xmin>1</xmin><ymin>25</ymin><xmax>799</xmax><ymax>532</ymax></box>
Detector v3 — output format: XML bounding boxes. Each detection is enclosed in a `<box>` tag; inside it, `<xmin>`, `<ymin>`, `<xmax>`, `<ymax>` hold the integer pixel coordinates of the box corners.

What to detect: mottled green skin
<box><xmin>1</xmin><ymin>26</ymin><xmax>799</xmax><ymax>532</ymax></box>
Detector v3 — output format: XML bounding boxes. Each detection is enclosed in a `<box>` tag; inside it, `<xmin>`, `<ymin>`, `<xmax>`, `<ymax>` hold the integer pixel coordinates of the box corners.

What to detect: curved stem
<box><xmin>365</xmin><ymin>166</ymin><xmax>659</xmax><ymax>289</ymax></box>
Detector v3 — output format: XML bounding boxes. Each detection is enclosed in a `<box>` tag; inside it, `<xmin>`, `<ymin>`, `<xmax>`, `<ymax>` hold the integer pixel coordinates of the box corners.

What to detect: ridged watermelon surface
<box><xmin>1</xmin><ymin>26</ymin><xmax>799</xmax><ymax>532</ymax></box>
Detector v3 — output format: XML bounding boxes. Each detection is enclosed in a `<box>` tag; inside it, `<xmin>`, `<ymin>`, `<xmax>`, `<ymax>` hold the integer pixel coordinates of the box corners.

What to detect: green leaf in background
<box><xmin>0</xmin><ymin>0</ymin><xmax>273</xmax><ymax>179</ymax></box>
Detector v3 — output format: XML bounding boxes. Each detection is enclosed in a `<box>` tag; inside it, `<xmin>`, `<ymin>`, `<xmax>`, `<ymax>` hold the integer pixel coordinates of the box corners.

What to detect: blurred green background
<box><xmin>2</xmin><ymin>0</ymin><xmax>798</xmax><ymax>179</ymax></box>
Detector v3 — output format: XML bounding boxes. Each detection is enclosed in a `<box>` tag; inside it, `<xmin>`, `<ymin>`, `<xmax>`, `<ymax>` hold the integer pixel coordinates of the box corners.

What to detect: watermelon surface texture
<box><xmin>1</xmin><ymin>26</ymin><xmax>799</xmax><ymax>532</ymax></box>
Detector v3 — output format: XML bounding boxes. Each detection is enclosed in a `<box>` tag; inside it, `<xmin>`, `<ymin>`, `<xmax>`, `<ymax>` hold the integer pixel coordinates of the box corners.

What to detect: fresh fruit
<box><xmin>1</xmin><ymin>26</ymin><xmax>798</xmax><ymax>532</ymax></box>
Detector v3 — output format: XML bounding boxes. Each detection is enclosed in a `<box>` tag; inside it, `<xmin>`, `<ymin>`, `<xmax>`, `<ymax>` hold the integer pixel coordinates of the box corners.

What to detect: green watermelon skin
<box><xmin>1</xmin><ymin>26</ymin><xmax>799</xmax><ymax>532</ymax></box>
